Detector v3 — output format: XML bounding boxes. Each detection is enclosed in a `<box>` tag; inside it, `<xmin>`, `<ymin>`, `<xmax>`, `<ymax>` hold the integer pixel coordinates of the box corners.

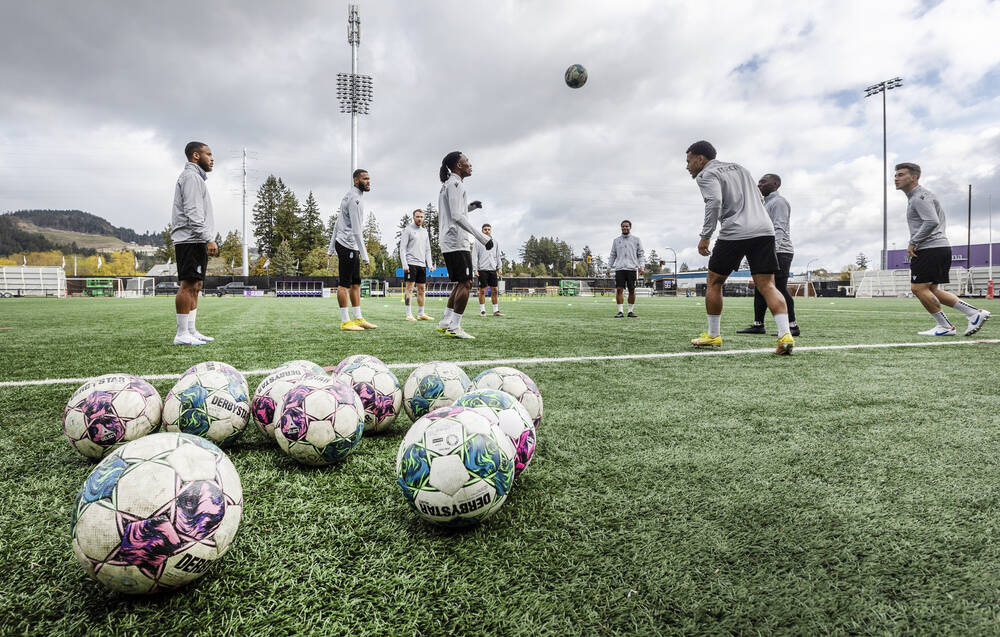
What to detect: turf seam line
<box><xmin>2</xmin><ymin>338</ymin><xmax>997</xmax><ymax>388</ymax></box>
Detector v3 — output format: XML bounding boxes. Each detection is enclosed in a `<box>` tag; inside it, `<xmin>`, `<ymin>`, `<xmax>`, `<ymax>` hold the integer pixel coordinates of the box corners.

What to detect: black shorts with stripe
<box><xmin>910</xmin><ymin>246</ymin><xmax>951</xmax><ymax>284</ymax></box>
<box><xmin>443</xmin><ymin>250</ymin><xmax>473</xmax><ymax>283</ymax></box>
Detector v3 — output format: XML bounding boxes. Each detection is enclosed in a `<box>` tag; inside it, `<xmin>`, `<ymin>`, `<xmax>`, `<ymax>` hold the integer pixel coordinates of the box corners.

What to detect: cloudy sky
<box><xmin>2</xmin><ymin>0</ymin><xmax>998</xmax><ymax>271</ymax></box>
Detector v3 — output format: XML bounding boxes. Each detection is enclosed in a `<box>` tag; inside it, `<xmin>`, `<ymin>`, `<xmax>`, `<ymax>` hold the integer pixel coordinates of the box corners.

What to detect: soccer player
<box><xmin>895</xmin><ymin>162</ymin><xmax>990</xmax><ymax>336</ymax></box>
<box><xmin>400</xmin><ymin>208</ymin><xmax>434</xmax><ymax>321</ymax></box>
<box><xmin>473</xmin><ymin>223</ymin><xmax>503</xmax><ymax>317</ymax></box>
<box><xmin>737</xmin><ymin>174</ymin><xmax>800</xmax><ymax>336</ymax></box>
<box><xmin>171</xmin><ymin>141</ymin><xmax>217</xmax><ymax>346</ymax></box>
<box><xmin>436</xmin><ymin>151</ymin><xmax>493</xmax><ymax>339</ymax></box>
<box><xmin>609</xmin><ymin>220</ymin><xmax>644</xmax><ymax>317</ymax></box>
<box><xmin>685</xmin><ymin>140</ymin><xmax>794</xmax><ymax>354</ymax></box>
<box><xmin>327</xmin><ymin>169</ymin><xmax>377</xmax><ymax>332</ymax></box>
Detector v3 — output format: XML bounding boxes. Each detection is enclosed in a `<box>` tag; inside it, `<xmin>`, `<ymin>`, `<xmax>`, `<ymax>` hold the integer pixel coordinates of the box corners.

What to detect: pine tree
<box><xmin>295</xmin><ymin>191</ymin><xmax>324</xmax><ymax>260</ymax></box>
<box><xmin>155</xmin><ymin>224</ymin><xmax>174</xmax><ymax>262</ymax></box>
<box><xmin>422</xmin><ymin>203</ymin><xmax>443</xmax><ymax>266</ymax></box>
<box><xmin>252</xmin><ymin>175</ymin><xmax>283</xmax><ymax>257</ymax></box>
<box><xmin>272</xmin><ymin>240</ymin><xmax>297</xmax><ymax>275</ymax></box>
<box><xmin>646</xmin><ymin>249</ymin><xmax>662</xmax><ymax>275</ymax></box>
<box><xmin>394</xmin><ymin>214</ymin><xmax>412</xmax><ymax>260</ymax></box>
<box><xmin>219</xmin><ymin>230</ymin><xmax>243</xmax><ymax>272</ymax></box>
<box><xmin>324</xmin><ymin>213</ymin><xmax>338</xmax><ymax>248</ymax></box>
<box><xmin>361</xmin><ymin>212</ymin><xmax>392</xmax><ymax>277</ymax></box>
<box><xmin>273</xmin><ymin>187</ymin><xmax>300</xmax><ymax>251</ymax></box>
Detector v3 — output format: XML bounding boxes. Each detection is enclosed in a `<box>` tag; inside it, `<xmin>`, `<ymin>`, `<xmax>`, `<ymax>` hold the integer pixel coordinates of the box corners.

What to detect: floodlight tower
<box><xmin>337</xmin><ymin>4</ymin><xmax>374</xmax><ymax>173</ymax></box>
<box><xmin>241</xmin><ymin>147</ymin><xmax>249</xmax><ymax>276</ymax></box>
<box><xmin>864</xmin><ymin>76</ymin><xmax>903</xmax><ymax>270</ymax></box>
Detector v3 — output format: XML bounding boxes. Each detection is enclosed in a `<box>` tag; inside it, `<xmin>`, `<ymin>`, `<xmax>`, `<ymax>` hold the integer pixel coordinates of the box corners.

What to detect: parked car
<box><xmin>154</xmin><ymin>281</ymin><xmax>180</xmax><ymax>296</ymax></box>
<box><xmin>213</xmin><ymin>281</ymin><xmax>257</xmax><ymax>297</ymax></box>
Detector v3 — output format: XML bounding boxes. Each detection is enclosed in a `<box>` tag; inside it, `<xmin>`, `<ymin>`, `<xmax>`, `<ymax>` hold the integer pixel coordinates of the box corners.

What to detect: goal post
<box><xmin>122</xmin><ymin>277</ymin><xmax>155</xmax><ymax>298</ymax></box>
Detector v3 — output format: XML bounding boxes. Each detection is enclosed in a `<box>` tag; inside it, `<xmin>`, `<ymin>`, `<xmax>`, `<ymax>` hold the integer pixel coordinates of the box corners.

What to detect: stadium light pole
<box><xmin>864</xmin><ymin>76</ymin><xmax>903</xmax><ymax>271</ymax></box>
<box><xmin>663</xmin><ymin>247</ymin><xmax>678</xmax><ymax>296</ymax></box>
<box><xmin>337</xmin><ymin>5</ymin><xmax>373</xmax><ymax>174</ymax></box>
<box><xmin>241</xmin><ymin>147</ymin><xmax>249</xmax><ymax>277</ymax></box>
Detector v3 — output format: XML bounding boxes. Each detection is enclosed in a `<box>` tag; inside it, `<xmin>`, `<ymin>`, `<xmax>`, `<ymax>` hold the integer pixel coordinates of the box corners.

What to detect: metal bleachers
<box><xmin>0</xmin><ymin>266</ymin><xmax>67</xmax><ymax>297</ymax></box>
<box><xmin>851</xmin><ymin>267</ymin><xmax>996</xmax><ymax>297</ymax></box>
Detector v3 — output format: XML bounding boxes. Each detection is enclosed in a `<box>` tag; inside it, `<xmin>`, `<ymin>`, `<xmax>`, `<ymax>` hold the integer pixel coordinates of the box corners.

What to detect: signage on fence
<box><xmin>243</xmin><ymin>289</ymin><xmax>265</xmax><ymax>297</ymax></box>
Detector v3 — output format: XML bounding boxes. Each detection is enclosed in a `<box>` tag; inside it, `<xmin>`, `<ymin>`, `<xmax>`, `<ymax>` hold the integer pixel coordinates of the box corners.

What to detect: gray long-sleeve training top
<box><xmin>696</xmin><ymin>159</ymin><xmax>774</xmax><ymax>241</ymax></box>
<box><xmin>328</xmin><ymin>186</ymin><xmax>369</xmax><ymax>262</ymax></box>
<box><xmin>473</xmin><ymin>238</ymin><xmax>501</xmax><ymax>271</ymax></box>
<box><xmin>399</xmin><ymin>222</ymin><xmax>432</xmax><ymax>269</ymax></box>
<box><xmin>609</xmin><ymin>234</ymin><xmax>644</xmax><ymax>271</ymax></box>
<box><xmin>171</xmin><ymin>162</ymin><xmax>215</xmax><ymax>244</ymax></box>
<box><xmin>906</xmin><ymin>185</ymin><xmax>949</xmax><ymax>249</ymax></box>
<box><xmin>763</xmin><ymin>191</ymin><xmax>793</xmax><ymax>254</ymax></box>
<box><xmin>438</xmin><ymin>173</ymin><xmax>490</xmax><ymax>253</ymax></box>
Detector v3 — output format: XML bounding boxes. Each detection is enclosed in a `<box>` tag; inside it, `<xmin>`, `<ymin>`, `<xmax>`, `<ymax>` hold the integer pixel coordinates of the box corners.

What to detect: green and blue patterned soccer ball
<box><xmin>402</xmin><ymin>361</ymin><xmax>471</xmax><ymax>422</ymax></box>
<box><xmin>333</xmin><ymin>354</ymin><xmax>382</xmax><ymax>375</ymax></box>
<box><xmin>63</xmin><ymin>373</ymin><xmax>162</xmax><ymax>460</ymax></box>
<box><xmin>396</xmin><ymin>405</ymin><xmax>516</xmax><ymax>527</ymax></box>
<box><xmin>71</xmin><ymin>432</ymin><xmax>243</xmax><ymax>594</ymax></box>
<box><xmin>334</xmin><ymin>358</ymin><xmax>402</xmax><ymax>433</ymax></box>
<box><xmin>455</xmin><ymin>388</ymin><xmax>536</xmax><ymax>478</ymax></box>
<box><xmin>163</xmin><ymin>362</ymin><xmax>251</xmax><ymax>448</ymax></box>
<box><xmin>472</xmin><ymin>366</ymin><xmax>543</xmax><ymax>427</ymax></box>
<box><xmin>273</xmin><ymin>375</ymin><xmax>365</xmax><ymax>466</ymax></box>
<box><xmin>564</xmin><ymin>63</ymin><xmax>587</xmax><ymax>88</ymax></box>
<box><xmin>278</xmin><ymin>359</ymin><xmax>327</xmax><ymax>376</ymax></box>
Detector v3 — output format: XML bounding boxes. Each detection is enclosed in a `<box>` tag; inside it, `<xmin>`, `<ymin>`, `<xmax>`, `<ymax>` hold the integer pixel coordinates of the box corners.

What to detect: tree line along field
<box><xmin>2</xmin><ymin>295</ymin><xmax>999</xmax><ymax>634</ymax></box>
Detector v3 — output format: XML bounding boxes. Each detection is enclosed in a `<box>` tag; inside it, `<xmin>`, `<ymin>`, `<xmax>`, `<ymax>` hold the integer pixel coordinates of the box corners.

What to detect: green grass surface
<box><xmin>2</xmin><ymin>295</ymin><xmax>999</xmax><ymax>635</ymax></box>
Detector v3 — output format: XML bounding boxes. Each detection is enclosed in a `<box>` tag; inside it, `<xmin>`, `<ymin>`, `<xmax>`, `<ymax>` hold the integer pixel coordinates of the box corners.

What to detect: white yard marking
<box><xmin>2</xmin><ymin>339</ymin><xmax>997</xmax><ymax>388</ymax></box>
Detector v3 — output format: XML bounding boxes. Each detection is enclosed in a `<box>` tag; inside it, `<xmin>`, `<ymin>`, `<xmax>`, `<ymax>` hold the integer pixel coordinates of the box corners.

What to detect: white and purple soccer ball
<box><xmin>472</xmin><ymin>366</ymin><xmax>543</xmax><ymax>427</ymax></box>
<box><xmin>273</xmin><ymin>375</ymin><xmax>365</xmax><ymax>466</ymax></box>
<box><xmin>332</xmin><ymin>354</ymin><xmax>382</xmax><ymax>376</ymax></box>
<box><xmin>70</xmin><ymin>432</ymin><xmax>243</xmax><ymax>594</ymax></box>
<box><xmin>402</xmin><ymin>361</ymin><xmax>471</xmax><ymax>422</ymax></box>
<box><xmin>163</xmin><ymin>362</ymin><xmax>251</xmax><ymax>448</ymax></box>
<box><xmin>278</xmin><ymin>360</ymin><xmax>327</xmax><ymax>376</ymax></box>
<box><xmin>251</xmin><ymin>367</ymin><xmax>324</xmax><ymax>439</ymax></box>
<box><xmin>455</xmin><ymin>388</ymin><xmax>536</xmax><ymax>478</ymax></box>
<box><xmin>63</xmin><ymin>374</ymin><xmax>163</xmax><ymax>460</ymax></box>
<box><xmin>334</xmin><ymin>358</ymin><xmax>402</xmax><ymax>433</ymax></box>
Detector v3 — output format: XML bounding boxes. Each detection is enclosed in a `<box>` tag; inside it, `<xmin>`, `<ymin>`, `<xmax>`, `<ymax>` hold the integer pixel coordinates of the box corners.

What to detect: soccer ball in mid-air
<box><xmin>403</xmin><ymin>361</ymin><xmax>471</xmax><ymax>422</ymax></box>
<box><xmin>334</xmin><ymin>358</ymin><xmax>402</xmax><ymax>433</ymax></box>
<box><xmin>278</xmin><ymin>359</ymin><xmax>327</xmax><ymax>376</ymax></box>
<box><xmin>564</xmin><ymin>64</ymin><xmax>587</xmax><ymax>89</ymax></box>
<box><xmin>455</xmin><ymin>388</ymin><xmax>536</xmax><ymax>478</ymax></box>
<box><xmin>63</xmin><ymin>374</ymin><xmax>163</xmax><ymax>460</ymax></box>
<box><xmin>163</xmin><ymin>362</ymin><xmax>251</xmax><ymax>447</ymax></box>
<box><xmin>472</xmin><ymin>366</ymin><xmax>543</xmax><ymax>427</ymax></box>
<box><xmin>396</xmin><ymin>405</ymin><xmax>515</xmax><ymax>527</ymax></box>
<box><xmin>71</xmin><ymin>432</ymin><xmax>243</xmax><ymax>594</ymax></box>
<box><xmin>332</xmin><ymin>354</ymin><xmax>382</xmax><ymax>376</ymax></box>
<box><xmin>273</xmin><ymin>375</ymin><xmax>365</xmax><ymax>466</ymax></box>
<box><xmin>251</xmin><ymin>367</ymin><xmax>321</xmax><ymax>439</ymax></box>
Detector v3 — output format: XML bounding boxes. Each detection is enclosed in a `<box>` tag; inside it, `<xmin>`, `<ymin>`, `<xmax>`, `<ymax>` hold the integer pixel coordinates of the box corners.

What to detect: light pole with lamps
<box><xmin>663</xmin><ymin>247</ymin><xmax>678</xmax><ymax>296</ymax></box>
<box><xmin>805</xmin><ymin>258</ymin><xmax>819</xmax><ymax>298</ymax></box>
<box><xmin>337</xmin><ymin>5</ymin><xmax>374</xmax><ymax>174</ymax></box>
<box><xmin>864</xmin><ymin>76</ymin><xmax>903</xmax><ymax>271</ymax></box>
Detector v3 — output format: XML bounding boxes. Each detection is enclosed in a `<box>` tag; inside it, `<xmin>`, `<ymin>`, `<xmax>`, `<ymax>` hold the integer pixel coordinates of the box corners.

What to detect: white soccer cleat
<box><xmin>964</xmin><ymin>310</ymin><xmax>990</xmax><ymax>336</ymax></box>
<box><xmin>191</xmin><ymin>331</ymin><xmax>214</xmax><ymax>342</ymax></box>
<box><xmin>445</xmin><ymin>328</ymin><xmax>476</xmax><ymax>340</ymax></box>
<box><xmin>917</xmin><ymin>325</ymin><xmax>956</xmax><ymax>336</ymax></box>
<box><xmin>173</xmin><ymin>333</ymin><xmax>206</xmax><ymax>346</ymax></box>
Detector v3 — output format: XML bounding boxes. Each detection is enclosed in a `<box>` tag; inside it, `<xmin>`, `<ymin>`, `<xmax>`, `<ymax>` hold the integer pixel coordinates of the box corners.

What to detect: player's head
<box><xmin>353</xmin><ymin>168</ymin><xmax>370</xmax><ymax>192</ymax></box>
<box><xmin>412</xmin><ymin>208</ymin><xmax>424</xmax><ymax>226</ymax></box>
<box><xmin>185</xmin><ymin>142</ymin><xmax>213</xmax><ymax>172</ymax></box>
<box><xmin>482</xmin><ymin>223</ymin><xmax>492</xmax><ymax>236</ymax></box>
<box><xmin>620</xmin><ymin>220</ymin><xmax>631</xmax><ymax>235</ymax></box>
<box><xmin>685</xmin><ymin>140</ymin><xmax>716</xmax><ymax>178</ymax></box>
<box><xmin>894</xmin><ymin>162</ymin><xmax>921</xmax><ymax>192</ymax></box>
<box><xmin>440</xmin><ymin>151</ymin><xmax>471</xmax><ymax>182</ymax></box>
<box><xmin>758</xmin><ymin>173</ymin><xmax>781</xmax><ymax>197</ymax></box>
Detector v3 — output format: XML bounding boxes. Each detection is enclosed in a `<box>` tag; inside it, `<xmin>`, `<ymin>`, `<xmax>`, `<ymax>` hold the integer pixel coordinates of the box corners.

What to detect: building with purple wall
<box><xmin>886</xmin><ymin>242</ymin><xmax>1000</xmax><ymax>270</ymax></box>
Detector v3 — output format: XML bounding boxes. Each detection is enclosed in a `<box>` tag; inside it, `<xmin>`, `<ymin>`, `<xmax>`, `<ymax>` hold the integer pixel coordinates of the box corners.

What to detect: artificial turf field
<box><xmin>2</xmin><ymin>294</ymin><xmax>1000</xmax><ymax>635</ymax></box>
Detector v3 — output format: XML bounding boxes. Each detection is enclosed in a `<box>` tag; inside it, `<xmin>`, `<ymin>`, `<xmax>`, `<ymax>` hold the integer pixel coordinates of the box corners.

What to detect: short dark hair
<box><xmin>621</xmin><ymin>220</ymin><xmax>631</xmax><ymax>226</ymax></box>
<box><xmin>353</xmin><ymin>168</ymin><xmax>368</xmax><ymax>179</ymax></box>
<box><xmin>482</xmin><ymin>223</ymin><xmax>491</xmax><ymax>230</ymax></box>
<box><xmin>185</xmin><ymin>141</ymin><xmax>207</xmax><ymax>160</ymax></box>
<box><xmin>895</xmin><ymin>162</ymin><xmax>921</xmax><ymax>178</ymax></box>
<box><xmin>440</xmin><ymin>151</ymin><xmax>463</xmax><ymax>182</ymax></box>
<box><xmin>686</xmin><ymin>140</ymin><xmax>717</xmax><ymax>160</ymax></box>
<box><xmin>763</xmin><ymin>173</ymin><xmax>782</xmax><ymax>187</ymax></box>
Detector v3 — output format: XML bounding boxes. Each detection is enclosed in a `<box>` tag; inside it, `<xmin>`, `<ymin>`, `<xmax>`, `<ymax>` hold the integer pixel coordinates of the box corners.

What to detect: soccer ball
<box><xmin>63</xmin><ymin>374</ymin><xmax>163</xmax><ymax>460</ymax></box>
<box><xmin>70</xmin><ymin>432</ymin><xmax>243</xmax><ymax>594</ymax></box>
<box><xmin>472</xmin><ymin>367</ymin><xmax>543</xmax><ymax>427</ymax></box>
<box><xmin>334</xmin><ymin>358</ymin><xmax>402</xmax><ymax>433</ymax></box>
<box><xmin>250</xmin><ymin>367</ymin><xmax>320</xmax><ymax>439</ymax></box>
<box><xmin>403</xmin><ymin>361</ymin><xmax>471</xmax><ymax>422</ymax></box>
<box><xmin>332</xmin><ymin>354</ymin><xmax>382</xmax><ymax>375</ymax></box>
<box><xmin>396</xmin><ymin>405</ymin><xmax>515</xmax><ymax>527</ymax></box>
<box><xmin>163</xmin><ymin>362</ymin><xmax>251</xmax><ymax>447</ymax></box>
<box><xmin>273</xmin><ymin>375</ymin><xmax>365</xmax><ymax>466</ymax></box>
<box><xmin>455</xmin><ymin>389</ymin><xmax>536</xmax><ymax>478</ymax></box>
<box><xmin>564</xmin><ymin>64</ymin><xmax>588</xmax><ymax>89</ymax></box>
<box><xmin>279</xmin><ymin>360</ymin><xmax>327</xmax><ymax>376</ymax></box>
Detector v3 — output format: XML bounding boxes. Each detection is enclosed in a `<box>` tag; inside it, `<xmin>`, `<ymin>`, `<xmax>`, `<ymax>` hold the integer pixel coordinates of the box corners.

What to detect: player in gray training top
<box><xmin>894</xmin><ymin>162</ymin><xmax>989</xmax><ymax>336</ymax></box>
<box><xmin>399</xmin><ymin>208</ymin><xmax>434</xmax><ymax>322</ymax></box>
<box><xmin>737</xmin><ymin>173</ymin><xmax>800</xmax><ymax>336</ymax></box>
<box><xmin>608</xmin><ymin>220</ymin><xmax>644</xmax><ymax>317</ymax></box>
<box><xmin>436</xmin><ymin>151</ymin><xmax>493</xmax><ymax>340</ymax></box>
<box><xmin>171</xmin><ymin>141</ymin><xmax>218</xmax><ymax>346</ymax></box>
<box><xmin>327</xmin><ymin>169</ymin><xmax>377</xmax><ymax>332</ymax></box>
<box><xmin>473</xmin><ymin>223</ymin><xmax>503</xmax><ymax>317</ymax></box>
<box><xmin>685</xmin><ymin>140</ymin><xmax>794</xmax><ymax>355</ymax></box>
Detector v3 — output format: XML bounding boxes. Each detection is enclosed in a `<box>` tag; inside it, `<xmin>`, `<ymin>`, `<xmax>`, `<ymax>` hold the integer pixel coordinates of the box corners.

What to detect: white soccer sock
<box><xmin>188</xmin><ymin>308</ymin><xmax>198</xmax><ymax>334</ymax></box>
<box><xmin>352</xmin><ymin>306</ymin><xmax>362</xmax><ymax>319</ymax></box>
<box><xmin>440</xmin><ymin>308</ymin><xmax>453</xmax><ymax>326</ymax></box>
<box><xmin>707</xmin><ymin>315</ymin><xmax>721</xmax><ymax>337</ymax></box>
<box><xmin>418</xmin><ymin>305</ymin><xmax>425</xmax><ymax>316</ymax></box>
<box><xmin>952</xmin><ymin>299</ymin><xmax>980</xmax><ymax>318</ymax></box>
<box><xmin>492</xmin><ymin>303</ymin><xmax>499</xmax><ymax>313</ymax></box>
<box><xmin>932</xmin><ymin>311</ymin><xmax>953</xmax><ymax>328</ymax></box>
<box><xmin>405</xmin><ymin>302</ymin><xmax>413</xmax><ymax>317</ymax></box>
<box><xmin>340</xmin><ymin>307</ymin><xmax>350</xmax><ymax>322</ymax></box>
<box><xmin>617</xmin><ymin>304</ymin><xmax>624</xmax><ymax>313</ymax></box>
<box><xmin>449</xmin><ymin>312</ymin><xmax>463</xmax><ymax>330</ymax></box>
<box><xmin>480</xmin><ymin>303</ymin><xmax>486</xmax><ymax>313</ymax></box>
<box><xmin>628</xmin><ymin>304</ymin><xmax>634</xmax><ymax>313</ymax></box>
<box><xmin>774</xmin><ymin>313</ymin><xmax>790</xmax><ymax>337</ymax></box>
<box><xmin>176</xmin><ymin>314</ymin><xmax>189</xmax><ymax>338</ymax></box>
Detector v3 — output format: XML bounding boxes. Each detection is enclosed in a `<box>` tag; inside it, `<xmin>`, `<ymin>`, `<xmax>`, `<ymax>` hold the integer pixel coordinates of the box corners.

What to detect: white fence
<box><xmin>0</xmin><ymin>266</ymin><xmax>67</xmax><ymax>297</ymax></box>
<box><xmin>851</xmin><ymin>267</ymin><xmax>994</xmax><ymax>297</ymax></box>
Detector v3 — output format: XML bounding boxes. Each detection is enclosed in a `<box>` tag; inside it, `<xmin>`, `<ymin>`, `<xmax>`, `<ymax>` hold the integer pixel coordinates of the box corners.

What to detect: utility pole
<box><xmin>241</xmin><ymin>147</ymin><xmax>249</xmax><ymax>276</ymax></box>
<box><xmin>337</xmin><ymin>5</ymin><xmax>373</xmax><ymax>174</ymax></box>
<box><xmin>989</xmin><ymin>194</ymin><xmax>994</xmax><ymax>299</ymax></box>
<box><xmin>864</xmin><ymin>77</ymin><xmax>903</xmax><ymax>270</ymax></box>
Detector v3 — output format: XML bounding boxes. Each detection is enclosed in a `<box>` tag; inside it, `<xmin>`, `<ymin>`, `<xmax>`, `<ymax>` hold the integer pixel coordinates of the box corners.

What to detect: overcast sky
<box><xmin>2</xmin><ymin>0</ymin><xmax>998</xmax><ymax>271</ymax></box>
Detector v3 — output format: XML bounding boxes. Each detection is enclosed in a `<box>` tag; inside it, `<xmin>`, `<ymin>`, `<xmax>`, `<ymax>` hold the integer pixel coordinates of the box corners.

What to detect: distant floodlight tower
<box><xmin>864</xmin><ymin>76</ymin><xmax>903</xmax><ymax>270</ymax></box>
<box><xmin>337</xmin><ymin>4</ymin><xmax>373</xmax><ymax>174</ymax></box>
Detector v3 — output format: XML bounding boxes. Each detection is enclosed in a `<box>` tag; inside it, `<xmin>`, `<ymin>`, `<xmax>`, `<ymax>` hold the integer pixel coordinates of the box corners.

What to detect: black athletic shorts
<box><xmin>910</xmin><ymin>246</ymin><xmax>951</xmax><ymax>284</ymax></box>
<box><xmin>615</xmin><ymin>270</ymin><xmax>637</xmax><ymax>291</ymax></box>
<box><xmin>708</xmin><ymin>236</ymin><xmax>780</xmax><ymax>275</ymax></box>
<box><xmin>443</xmin><ymin>250</ymin><xmax>473</xmax><ymax>283</ymax></box>
<box><xmin>478</xmin><ymin>270</ymin><xmax>498</xmax><ymax>289</ymax></box>
<box><xmin>404</xmin><ymin>265</ymin><xmax>426</xmax><ymax>284</ymax></box>
<box><xmin>175</xmin><ymin>242</ymin><xmax>208</xmax><ymax>282</ymax></box>
<box><xmin>335</xmin><ymin>241</ymin><xmax>362</xmax><ymax>286</ymax></box>
<box><xmin>776</xmin><ymin>252</ymin><xmax>794</xmax><ymax>278</ymax></box>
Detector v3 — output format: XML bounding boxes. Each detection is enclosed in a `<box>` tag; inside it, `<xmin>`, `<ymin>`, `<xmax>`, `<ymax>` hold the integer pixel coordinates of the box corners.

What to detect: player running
<box><xmin>685</xmin><ymin>140</ymin><xmax>794</xmax><ymax>354</ymax></box>
<box><xmin>609</xmin><ymin>220</ymin><xmax>644</xmax><ymax>317</ymax></box>
<box><xmin>399</xmin><ymin>208</ymin><xmax>434</xmax><ymax>322</ymax></box>
<box><xmin>436</xmin><ymin>151</ymin><xmax>493</xmax><ymax>339</ymax></box>
<box><xmin>473</xmin><ymin>223</ymin><xmax>503</xmax><ymax>317</ymax></box>
<box><xmin>895</xmin><ymin>162</ymin><xmax>989</xmax><ymax>336</ymax></box>
<box><xmin>327</xmin><ymin>169</ymin><xmax>377</xmax><ymax>332</ymax></box>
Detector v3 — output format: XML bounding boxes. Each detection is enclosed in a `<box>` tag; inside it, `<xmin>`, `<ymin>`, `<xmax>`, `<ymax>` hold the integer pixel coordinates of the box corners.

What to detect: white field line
<box><xmin>1</xmin><ymin>339</ymin><xmax>998</xmax><ymax>389</ymax></box>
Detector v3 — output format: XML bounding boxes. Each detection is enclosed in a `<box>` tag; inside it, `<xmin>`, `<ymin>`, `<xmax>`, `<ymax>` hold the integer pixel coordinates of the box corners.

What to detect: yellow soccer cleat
<box><xmin>340</xmin><ymin>320</ymin><xmax>364</xmax><ymax>332</ymax></box>
<box><xmin>775</xmin><ymin>333</ymin><xmax>795</xmax><ymax>355</ymax></box>
<box><xmin>354</xmin><ymin>317</ymin><xmax>378</xmax><ymax>330</ymax></box>
<box><xmin>691</xmin><ymin>332</ymin><xmax>722</xmax><ymax>348</ymax></box>
<box><xmin>417</xmin><ymin>314</ymin><xmax>435</xmax><ymax>321</ymax></box>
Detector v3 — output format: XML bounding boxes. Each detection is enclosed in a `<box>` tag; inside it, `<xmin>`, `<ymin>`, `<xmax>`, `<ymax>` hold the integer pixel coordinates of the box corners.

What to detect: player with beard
<box><xmin>609</xmin><ymin>220</ymin><xmax>645</xmax><ymax>317</ymax></box>
<box><xmin>399</xmin><ymin>208</ymin><xmax>434</xmax><ymax>321</ymax></box>
<box><xmin>327</xmin><ymin>169</ymin><xmax>377</xmax><ymax>332</ymax></box>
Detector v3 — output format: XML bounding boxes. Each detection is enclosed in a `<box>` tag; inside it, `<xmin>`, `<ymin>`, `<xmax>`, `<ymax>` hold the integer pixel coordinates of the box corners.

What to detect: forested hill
<box><xmin>5</xmin><ymin>210</ymin><xmax>163</xmax><ymax>246</ymax></box>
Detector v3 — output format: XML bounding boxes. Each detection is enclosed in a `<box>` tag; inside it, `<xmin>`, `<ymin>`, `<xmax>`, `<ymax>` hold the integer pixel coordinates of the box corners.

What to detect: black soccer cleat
<box><xmin>771</xmin><ymin>325</ymin><xmax>801</xmax><ymax>337</ymax></box>
<box><xmin>737</xmin><ymin>324</ymin><xmax>766</xmax><ymax>334</ymax></box>
<box><xmin>627</xmin><ymin>311</ymin><xmax>638</xmax><ymax>318</ymax></box>
<box><xmin>614</xmin><ymin>311</ymin><xmax>624</xmax><ymax>318</ymax></box>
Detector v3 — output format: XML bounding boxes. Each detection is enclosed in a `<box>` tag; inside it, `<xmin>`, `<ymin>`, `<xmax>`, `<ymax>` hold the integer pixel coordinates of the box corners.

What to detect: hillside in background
<box><xmin>5</xmin><ymin>210</ymin><xmax>163</xmax><ymax>246</ymax></box>
<box><xmin>0</xmin><ymin>210</ymin><xmax>163</xmax><ymax>256</ymax></box>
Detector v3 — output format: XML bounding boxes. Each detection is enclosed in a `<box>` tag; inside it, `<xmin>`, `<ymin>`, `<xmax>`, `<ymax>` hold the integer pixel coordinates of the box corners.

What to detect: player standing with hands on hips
<box><xmin>436</xmin><ymin>151</ymin><xmax>493</xmax><ymax>339</ymax></box>
<box><xmin>609</xmin><ymin>220</ymin><xmax>644</xmax><ymax>318</ymax></box>
<box><xmin>171</xmin><ymin>141</ymin><xmax>217</xmax><ymax>346</ymax></box>
<box><xmin>399</xmin><ymin>208</ymin><xmax>434</xmax><ymax>322</ymax></box>
<box><xmin>327</xmin><ymin>169</ymin><xmax>377</xmax><ymax>332</ymax></box>
<box><xmin>474</xmin><ymin>223</ymin><xmax>503</xmax><ymax>317</ymax></box>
